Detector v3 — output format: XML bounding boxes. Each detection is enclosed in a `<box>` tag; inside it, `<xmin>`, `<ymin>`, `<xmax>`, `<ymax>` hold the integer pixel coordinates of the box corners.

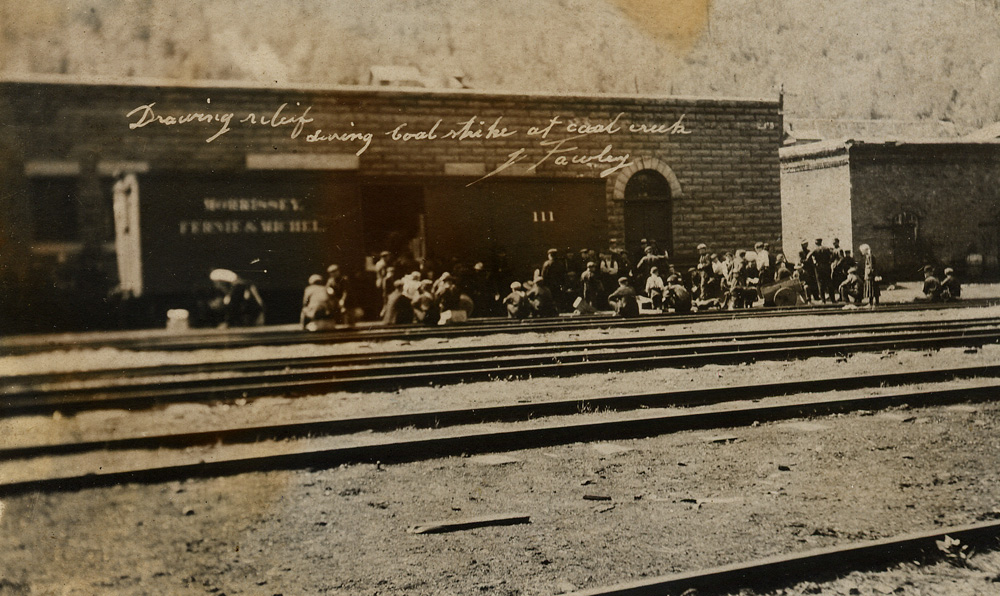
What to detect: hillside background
<box><xmin>2</xmin><ymin>0</ymin><xmax>999</xmax><ymax>132</ymax></box>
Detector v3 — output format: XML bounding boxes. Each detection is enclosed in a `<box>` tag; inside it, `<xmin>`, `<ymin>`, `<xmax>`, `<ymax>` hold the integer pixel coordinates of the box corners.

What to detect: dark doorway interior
<box><xmin>360</xmin><ymin>184</ymin><xmax>425</xmax><ymax>259</ymax></box>
<box><xmin>890</xmin><ymin>211</ymin><xmax>920</xmax><ymax>279</ymax></box>
<box><xmin>623</xmin><ymin>170</ymin><xmax>672</xmax><ymax>262</ymax></box>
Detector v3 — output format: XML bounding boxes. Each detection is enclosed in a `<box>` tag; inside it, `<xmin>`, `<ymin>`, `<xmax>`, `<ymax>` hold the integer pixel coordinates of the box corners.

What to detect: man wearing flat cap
<box><xmin>919</xmin><ymin>265</ymin><xmax>943</xmax><ymax>302</ymax></box>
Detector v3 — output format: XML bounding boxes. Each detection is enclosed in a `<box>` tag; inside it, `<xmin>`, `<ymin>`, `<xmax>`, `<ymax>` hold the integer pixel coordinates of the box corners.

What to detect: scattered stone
<box><xmin>583</xmin><ymin>495</ymin><xmax>612</xmax><ymax>501</ymax></box>
<box><xmin>580</xmin><ymin>480</ymin><xmax>595</xmax><ymax>486</ymax></box>
<box><xmin>595</xmin><ymin>504</ymin><xmax>615</xmax><ymax>513</ymax></box>
<box><xmin>946</xmin><ymin>405</ymin><xmax>979</xmax><ymax>413</ymax></box>
<box><xmin>778</xmin><ymin>464</ymin><xmax>792</xmax><ymax>471</ymax></box>
<box><xmin>182</xmin><ymin>507</ymin><xmax>195</xmax><ymax>516</ymax></box>
<box><xmin>467</xmin><ymin>454</ymin><xmax>521</xmax><ymax>466</ymax></box>
<box><xmin>703</xmin><ymin>434</ymin><xmax>739</xmax><ymax>444</ymax></box>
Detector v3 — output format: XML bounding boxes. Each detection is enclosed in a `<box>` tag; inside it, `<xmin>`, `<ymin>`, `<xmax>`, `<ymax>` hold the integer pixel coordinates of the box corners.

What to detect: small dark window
<box><xmin>29</xmin><ymin>178</ymin><xmax>79</xmax><ymax>241</ymax></box>
<box><xmin>28</xmin><ymin>177</ymin><xmax>116</xmax><ymax>243</ymax></box>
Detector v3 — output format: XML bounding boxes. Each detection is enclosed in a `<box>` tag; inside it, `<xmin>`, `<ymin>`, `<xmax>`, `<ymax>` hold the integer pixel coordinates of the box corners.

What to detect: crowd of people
<box><xmin>288</xmin><ymin>236</ymin><xmax>963</xmax><ymax>328</ymax></box>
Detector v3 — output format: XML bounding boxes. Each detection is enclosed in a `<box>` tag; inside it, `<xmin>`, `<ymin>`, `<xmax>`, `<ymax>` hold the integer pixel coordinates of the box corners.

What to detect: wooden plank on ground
<box><xmin>407</xmin><ymin>513</ymin><xmax>531</xmax><ymax>534</ymax></box>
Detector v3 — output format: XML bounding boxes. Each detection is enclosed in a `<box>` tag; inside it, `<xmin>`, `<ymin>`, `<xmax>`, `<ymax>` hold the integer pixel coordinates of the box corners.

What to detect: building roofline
<box><xmin>781</xmin><ymin>137</ymin><xmax>1000</xmax><ymax>161</ymax></box>
<box><xmin>0</xmin><ymin>72</ymin><xmax>781</xmax><ymax>107</ymax></box>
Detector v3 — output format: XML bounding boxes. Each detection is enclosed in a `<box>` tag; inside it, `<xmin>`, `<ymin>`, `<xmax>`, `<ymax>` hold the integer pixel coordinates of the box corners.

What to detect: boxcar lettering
<box><xmin>179</xmin><ymin>220</ymin><xmax>246</xmax><ymax>234</ymax></box>
<box><xmin>260</xmin><ymin>220</ymin><xmax>287</xmax><ymax>233</ymax></box>
<box><xmin>288</xmin><ymin>220</ymin><xmax>324</xmax><ymax>233</ymax></box>
<box><xmin>202</xmin><ymin>198</ymin><xmax>304</xmax><ymax>212</ymax></box>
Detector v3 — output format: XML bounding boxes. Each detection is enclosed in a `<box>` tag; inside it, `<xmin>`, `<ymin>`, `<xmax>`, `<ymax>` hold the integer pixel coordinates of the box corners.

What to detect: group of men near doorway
<box><xmin>293</xmin><ymin>236</ymin><xmax>964</xmax><ymax>329</ymax></box>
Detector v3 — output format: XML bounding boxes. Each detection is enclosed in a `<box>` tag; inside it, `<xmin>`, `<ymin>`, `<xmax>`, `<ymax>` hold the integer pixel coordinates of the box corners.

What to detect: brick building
<box><xmin>780</xmin><ymin>139</ymin><xmax>1000</xmax><ymax>280</ymax></box>
<box><xmin>0</xmin><ymin>75</ymin><xmax>782</xmax><ymax>330</ymax></box>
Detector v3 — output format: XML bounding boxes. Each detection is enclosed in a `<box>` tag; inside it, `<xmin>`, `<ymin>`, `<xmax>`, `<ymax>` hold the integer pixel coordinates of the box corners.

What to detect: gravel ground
<box><xmin>1</xmin><ymin>399</ymin><xmax>999</xmax><ymax>595</ymax></box>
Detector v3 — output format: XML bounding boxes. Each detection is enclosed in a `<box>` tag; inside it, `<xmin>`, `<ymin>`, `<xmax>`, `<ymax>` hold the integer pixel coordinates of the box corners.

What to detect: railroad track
<box><xmin>4</xmin><ymin>317</ymin><xmax>1000</xmax><ymax>415</ymax></box>
<box><xmin>563</xmin><ymin>520</ymin><xmax>1000</xmax><ymax>596</ymax></box>
<box><xmin>1</xmin><ymin>298</ymin><xmax>995</xmax><ymax>356</ymax></box>
<box><xmin>7</xmin><ymin>315</ymin><xmax>998</xmax><ymax>389</ymax></box>
<box><xmin>3</xmin><ymin>371</ymin><xmax>999</xmax><ymax>496</ymax></box>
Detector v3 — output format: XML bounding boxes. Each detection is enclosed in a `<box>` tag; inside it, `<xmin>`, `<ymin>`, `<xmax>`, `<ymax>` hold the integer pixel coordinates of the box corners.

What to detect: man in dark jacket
<box><xmin>382</xmin><ymin>279</ymin><xmax>413</xmax><ymax>325</ymax></box>
<box><xmin>942</xmin><ymin>267</ymin><xmax>962</xmax><ymax>301</ymax></box>
<box><xmin>608</xmin><ymin>277</ymin><xmax>640</xmax><ymax>318</ymax></box>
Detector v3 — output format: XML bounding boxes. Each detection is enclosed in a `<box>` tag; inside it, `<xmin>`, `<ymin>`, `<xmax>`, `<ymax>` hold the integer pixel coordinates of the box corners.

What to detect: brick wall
<box><xmin>780</xmin><ymin>145</ymin><xmax>853</xmax><ymax>261</ymax></box>
<box><xmin>849</xmin><ymin>143</ymin><xmax>1000</xmax><ymax>279</ymax></box>
<box><xmin>1</xmin><ymin>79</ymin><xmax>782</xmax><ymax>262</ymax></box>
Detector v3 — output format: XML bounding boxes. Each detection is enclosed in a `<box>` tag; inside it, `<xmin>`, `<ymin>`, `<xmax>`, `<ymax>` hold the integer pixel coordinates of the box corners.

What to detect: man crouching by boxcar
<box><xmin>208</xmin><ymin>268</ymin><xmax>265</xmax><ymax>328</ymax></box>
<box><xmin>942</xmin><ymin>268</ymin><xmax>962</xmax><ymax>301</ymax></box>
<box><xmin>608</xmin><ymin>277</ymin><xmax>640</xmax><ymax>318</ymax></box>
<box><xmin>664</xmin><ymin>274</ymin><xmax>692</xmax><ymax>314</ymax></box>
<box><xmin>301</xmin><ymin>274</ymin><xmax>334</xmax><ymax>330</ymax></box>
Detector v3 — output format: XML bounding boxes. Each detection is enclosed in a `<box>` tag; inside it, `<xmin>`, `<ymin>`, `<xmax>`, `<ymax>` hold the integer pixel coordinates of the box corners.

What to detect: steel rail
<box><xmin>562</xmin><ymin>520</ymin><xmax>1000</xmax><ymax>596</ymax></box>
<box><xmin>5</xmin><ymin>316</ymin><xmax>997</xmax><ymax>390</ymax></box>
<box><xmin>4</xmin><ymin>324</ymin><xmax>1000</xmax><ymax>416</ymax></box>
<box><xmin>1</xmin><ymin>379</ymin><xmax>998</xmax><ymax>496</ymax></box>
<box><xmin>5</xmin><ymin>363</ymin><xmax>1000</xmax><ymax>461</ymax></box>
<box><xmin>2</xmin><ymin>298</ymin><xmax>995</xmax><ymax>356</ymax></box>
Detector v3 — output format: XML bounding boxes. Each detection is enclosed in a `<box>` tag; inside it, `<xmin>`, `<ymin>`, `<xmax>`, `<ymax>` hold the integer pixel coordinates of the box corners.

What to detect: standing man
<box><xmin>540</xmin><ymin>248</ymin><xmax>567</xmax><ymax>304</ymax></box>
<box><xmin>859</xmin><ymin>244</ymin><xmax>880</xmax><ymax>309</ymax></box>
<box><xmin>326</xmin><ymin>264</ymin><xmax>349</xmax><ymax>324</ymax></box>
<box><xmin>580</xmin><ymin>261</ymin><xmax>606</xmax><ymax>311</ymax></box>
<box><xmin>807</xmin><ymin>238</ymin><xmax>834</xmax><ymax>303</ymax></box>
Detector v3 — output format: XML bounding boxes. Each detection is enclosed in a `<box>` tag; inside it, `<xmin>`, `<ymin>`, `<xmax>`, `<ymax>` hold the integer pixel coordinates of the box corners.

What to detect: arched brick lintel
<box><xmin>611</xmin><ymin>157</ymin><xmax>683</xmax><ymax>200</ymax></box>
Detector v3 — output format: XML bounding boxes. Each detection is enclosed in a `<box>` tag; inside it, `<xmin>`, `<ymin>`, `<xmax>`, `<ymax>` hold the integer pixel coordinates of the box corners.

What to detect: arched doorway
<box><xmin>623</xmin><ymin>169</ymin><xmax>672</xmax><ymax>262</ymax></box>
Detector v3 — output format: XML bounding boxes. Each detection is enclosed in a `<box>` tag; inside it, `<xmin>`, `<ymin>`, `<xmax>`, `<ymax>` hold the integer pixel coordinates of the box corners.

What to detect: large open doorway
<box><xmin>360</xmin><ymin>184</ymin><xmax>426</xmax><ymax>261</ymax></box>
<box><xmin>623</xmin><ymin>169</ymin><xmax>673</xmax><ymax>263</ymax></box>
